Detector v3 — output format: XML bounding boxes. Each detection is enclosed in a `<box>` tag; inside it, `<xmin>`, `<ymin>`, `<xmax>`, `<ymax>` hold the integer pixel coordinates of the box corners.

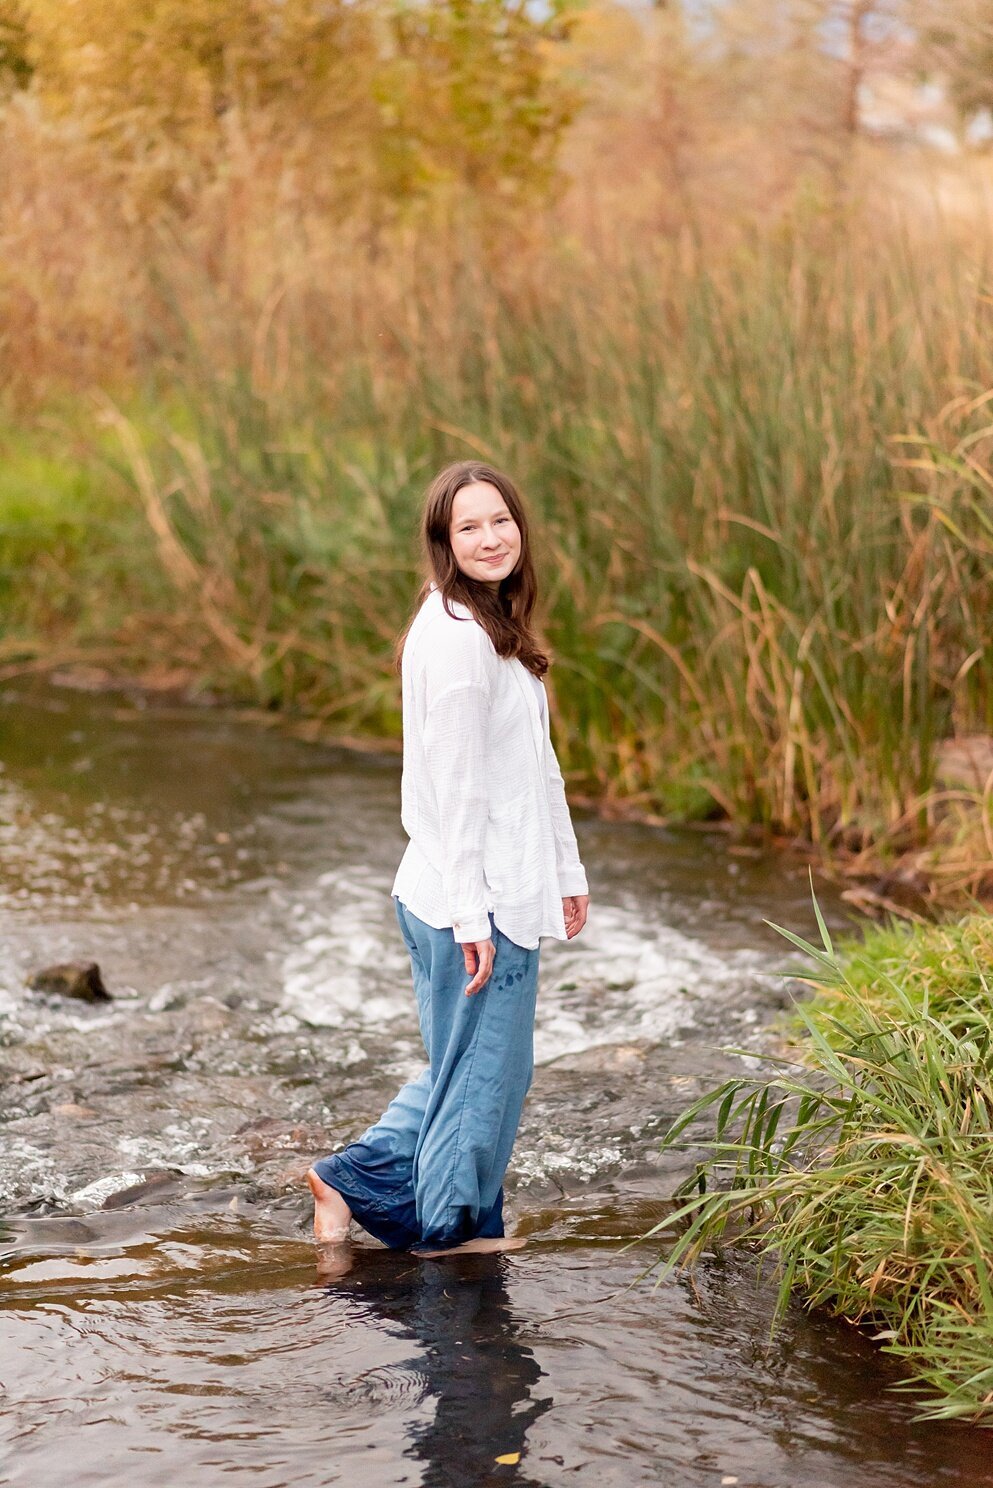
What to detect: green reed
<box><xmin>648</xmin><ymin>903</ymin><xmax>993</xmax><ymax>1423</ymax></box>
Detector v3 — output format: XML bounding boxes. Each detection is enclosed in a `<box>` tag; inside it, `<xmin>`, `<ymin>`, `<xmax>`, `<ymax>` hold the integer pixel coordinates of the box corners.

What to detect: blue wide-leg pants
<box><xmin>311</xmin><ymin>898</ymin><xmax>540</xmax><ymax>1252</ymax></box>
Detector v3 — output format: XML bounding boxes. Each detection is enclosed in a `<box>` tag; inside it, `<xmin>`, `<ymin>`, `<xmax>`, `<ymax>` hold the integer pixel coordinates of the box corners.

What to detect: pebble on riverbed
<box><xmin>25</xmin><ymin>961</ymin><xmax>113</xmax><ymax>1002</ymax></box>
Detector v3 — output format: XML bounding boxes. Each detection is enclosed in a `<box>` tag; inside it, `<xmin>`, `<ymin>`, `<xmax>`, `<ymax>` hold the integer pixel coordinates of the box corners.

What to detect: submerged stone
<box><xmin>100</xmin><ymin>1169</ymin><xmax>185</xmax><ymax>1209</ymax></box>
<box><xmin>841</xmin><ymin>869</ymin><xmax>932</xmax><ymax>922</ymax></box>
<box><xmin>26</xmin><ymin>961</ymin><xmax>112</xmax><ymax>1002</ymax></box>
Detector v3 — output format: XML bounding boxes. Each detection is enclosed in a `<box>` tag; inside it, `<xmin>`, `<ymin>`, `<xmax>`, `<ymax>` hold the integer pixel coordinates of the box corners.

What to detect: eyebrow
<box><xmin>453</xmin><ymin>507</ymin><xmax>511</xmax><ymax>525</ymax></box>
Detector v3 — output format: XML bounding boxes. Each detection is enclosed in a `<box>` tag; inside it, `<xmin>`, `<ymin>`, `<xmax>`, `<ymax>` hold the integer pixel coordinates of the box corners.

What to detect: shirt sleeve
<box><xmin>546</xmin><ymin>737</ymin><xmax>589</xmax><ymax>899</ymax></box>
<box><xmin>420</xmin><ymin>619</ymin><xmax>495</xmax><ymax>944</ymax></box>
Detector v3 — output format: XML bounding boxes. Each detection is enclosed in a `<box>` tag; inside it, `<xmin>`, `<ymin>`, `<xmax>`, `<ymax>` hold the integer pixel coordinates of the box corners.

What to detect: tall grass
<box><xmin>648</xmin><ymin>906</ymin><xmax>993</xmax><ymax>1423</ymax></box>
<box><xmin>0</xmin><ymin>413</ymin><xmax>166</xmax><ymax>669</ymax></box>
<box><xmin>1</xmin><ymin>90</ymin><xmax>992</xmax><ymax>869</ymax></box>
<box><xmin>88</xmin><ymin>213</ymin><xmax>993</xmax><ymax>873</ymax></box>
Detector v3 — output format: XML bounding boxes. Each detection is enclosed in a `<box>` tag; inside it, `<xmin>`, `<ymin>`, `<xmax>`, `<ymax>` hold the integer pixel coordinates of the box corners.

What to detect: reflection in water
<box><xmin>320</xmin><ymin>1251</ymin><xmax>550</xmax><ymax>1487</ymax></box>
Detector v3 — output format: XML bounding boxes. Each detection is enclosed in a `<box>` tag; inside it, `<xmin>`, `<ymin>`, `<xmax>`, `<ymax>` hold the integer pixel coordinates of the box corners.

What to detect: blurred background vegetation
<box><xmin>1</xmin><ymin>0</ymin><xmax>992</xmax><ymax>901</ymax></box>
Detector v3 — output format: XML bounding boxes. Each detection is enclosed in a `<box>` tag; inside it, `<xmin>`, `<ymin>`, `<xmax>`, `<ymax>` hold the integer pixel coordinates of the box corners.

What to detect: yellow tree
<box><xmin>19</xmin><ymin>0</ymin><xmax>577</xmax><ymax>220</ymax></box>
<box><xmin>23</xmin><ymin>0</ymin><xmax>383</xmax><ymax>209</ymax></box>
<box><xmin>915</xmin><ymin>0</ymin><xmax>993</xmax><ymax>128</ymax></box>
<box><xmin>377</xmin><ymin>0</ymin><xmax>578</xmax><ymax>209</ymax></box>
<box><xmin>0</xmin><ymin>0</ymin><xmax>31</xmax><ymax>90</ymax></box>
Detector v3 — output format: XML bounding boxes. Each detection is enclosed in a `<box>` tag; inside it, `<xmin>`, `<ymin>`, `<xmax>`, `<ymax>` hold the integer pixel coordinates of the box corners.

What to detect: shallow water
<box><xmin>2</xmin><ymin>679</ymin><xmax>991</xmax><ymax>1487</ymax></box>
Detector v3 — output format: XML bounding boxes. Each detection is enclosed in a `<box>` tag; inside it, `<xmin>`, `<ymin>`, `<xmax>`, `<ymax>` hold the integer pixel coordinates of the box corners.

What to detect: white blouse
<box><xmin>526</xmin><ymin>668</ymin><xmax>546</xmax><ymax>722</ymax></box>
<box><xmin>391</xmin><ymin>586</ymin><xmax>589</xmax><ymax>950</ymax></box>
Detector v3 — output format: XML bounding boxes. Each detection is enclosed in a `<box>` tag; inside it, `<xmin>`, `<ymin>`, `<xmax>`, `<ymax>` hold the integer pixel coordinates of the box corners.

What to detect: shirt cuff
<box><xmin>558</xmin><ymin>865</ymin><xmax>589</xmax><ymax>898</ymax></box>
<box><xmin>451</xmin><ymin>912</ymin><xmax>492</xmax><ymax>944</ymax></box>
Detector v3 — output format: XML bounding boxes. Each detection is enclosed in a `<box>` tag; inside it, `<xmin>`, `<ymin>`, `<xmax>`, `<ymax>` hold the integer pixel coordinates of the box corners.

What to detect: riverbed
<box><xmin>2</xmin><ymin>679</ymin><xmax>991</xmax><ymax>1487</ymax></box>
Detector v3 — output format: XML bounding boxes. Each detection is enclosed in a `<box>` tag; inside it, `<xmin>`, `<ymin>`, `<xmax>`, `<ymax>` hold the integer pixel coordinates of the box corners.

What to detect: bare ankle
<box><xmin>307</xmin><ymin>1167</ymin><xmax>352</xmax><ymax>1241</ymax></box>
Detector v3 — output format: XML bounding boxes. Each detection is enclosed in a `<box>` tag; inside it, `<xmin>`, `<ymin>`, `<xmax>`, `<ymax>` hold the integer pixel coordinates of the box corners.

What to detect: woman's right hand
<box><xmin>462</xmin><ymin>938</ymin><xmax>496</xmax><ymax>995</ymax></box>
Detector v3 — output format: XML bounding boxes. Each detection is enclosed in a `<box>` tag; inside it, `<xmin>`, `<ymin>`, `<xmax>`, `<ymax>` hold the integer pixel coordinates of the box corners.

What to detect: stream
<box><xmin>2</xmin><ymin>678</ymin><xmax>991</xmax><ymax>1488</ymax></box>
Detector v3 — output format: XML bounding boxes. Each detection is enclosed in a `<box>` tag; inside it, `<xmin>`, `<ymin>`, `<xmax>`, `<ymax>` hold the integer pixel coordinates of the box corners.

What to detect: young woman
<box><xmin>307</xmin><ymin>460</ymin><xmax>590</xmax><ymax>1256</ymax></box>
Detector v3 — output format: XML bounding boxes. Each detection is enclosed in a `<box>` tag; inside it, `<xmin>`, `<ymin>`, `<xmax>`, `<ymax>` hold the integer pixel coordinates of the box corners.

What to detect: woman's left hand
<box><xmin>562</xmin><ymin>895</ymin><xmax>589</xmax><ymax>939</ymax></box>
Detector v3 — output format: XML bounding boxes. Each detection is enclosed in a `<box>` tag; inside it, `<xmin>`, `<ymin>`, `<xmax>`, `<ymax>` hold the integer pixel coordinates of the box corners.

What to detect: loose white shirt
<box><xmin>391</xmin><ymin>586</ymin><xmax>589</xmax><ymax>949</ymax></box>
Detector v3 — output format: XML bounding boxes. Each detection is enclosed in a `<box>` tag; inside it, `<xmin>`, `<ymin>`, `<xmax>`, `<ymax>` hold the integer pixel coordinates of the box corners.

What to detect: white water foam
<box><xmin>534</xmin><ymin>903</ymin><xmax>771</xmax><ymax>1063</ymax></box>
<box><xmin>275</xmin><ymin>874</ymin><xmax>774</xmax><ymax>1064</ymax></box>
<box><xmin>278</xmin><ymin>868</ymin><xmax>415</xmax><ymax>1031</ymax></box>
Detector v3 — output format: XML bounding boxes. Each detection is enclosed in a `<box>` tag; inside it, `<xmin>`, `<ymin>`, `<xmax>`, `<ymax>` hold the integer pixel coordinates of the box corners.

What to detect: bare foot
<box><xmin>415</xmin><ymin>1236</ymin><xmax>527</xmax><ymax>1259</ymax></box>
<box><xmin>307</xmin><ymin>1167</ymin><xmax>352</xmax><ymax>1243</ymax></box>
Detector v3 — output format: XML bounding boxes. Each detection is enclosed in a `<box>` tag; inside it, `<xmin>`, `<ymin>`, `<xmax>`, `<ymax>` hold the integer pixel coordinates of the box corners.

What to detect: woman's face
<box><xmin>449</xmin><ymin>481</ymin><xmax>522</xmax><ymax>588</ymax></box>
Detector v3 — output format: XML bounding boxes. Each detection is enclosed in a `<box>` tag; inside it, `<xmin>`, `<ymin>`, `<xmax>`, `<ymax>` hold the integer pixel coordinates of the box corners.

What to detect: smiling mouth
<box><xmin>480</xmin><ymin>553</ymin><xmax>508</xmax><ymax>564</ymax></box>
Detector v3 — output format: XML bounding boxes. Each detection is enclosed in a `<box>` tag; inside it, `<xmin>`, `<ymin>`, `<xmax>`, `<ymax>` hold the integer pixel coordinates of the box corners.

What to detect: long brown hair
<box><xmin>394</xmin><ymin>461</ymin><xmax>549</xmax><ymax>676</ymax></box>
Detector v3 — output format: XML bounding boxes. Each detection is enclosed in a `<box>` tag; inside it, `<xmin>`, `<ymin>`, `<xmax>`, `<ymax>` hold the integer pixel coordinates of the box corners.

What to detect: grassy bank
<box><xmin>3</xmin><ymin>214</ymin><xmax>993</xmax><ymax>901</ymax></box>
<box><xmin>650</xmin><ymin>905</ymin><xmax>993</xmax><ymax>1424</ymax></box>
